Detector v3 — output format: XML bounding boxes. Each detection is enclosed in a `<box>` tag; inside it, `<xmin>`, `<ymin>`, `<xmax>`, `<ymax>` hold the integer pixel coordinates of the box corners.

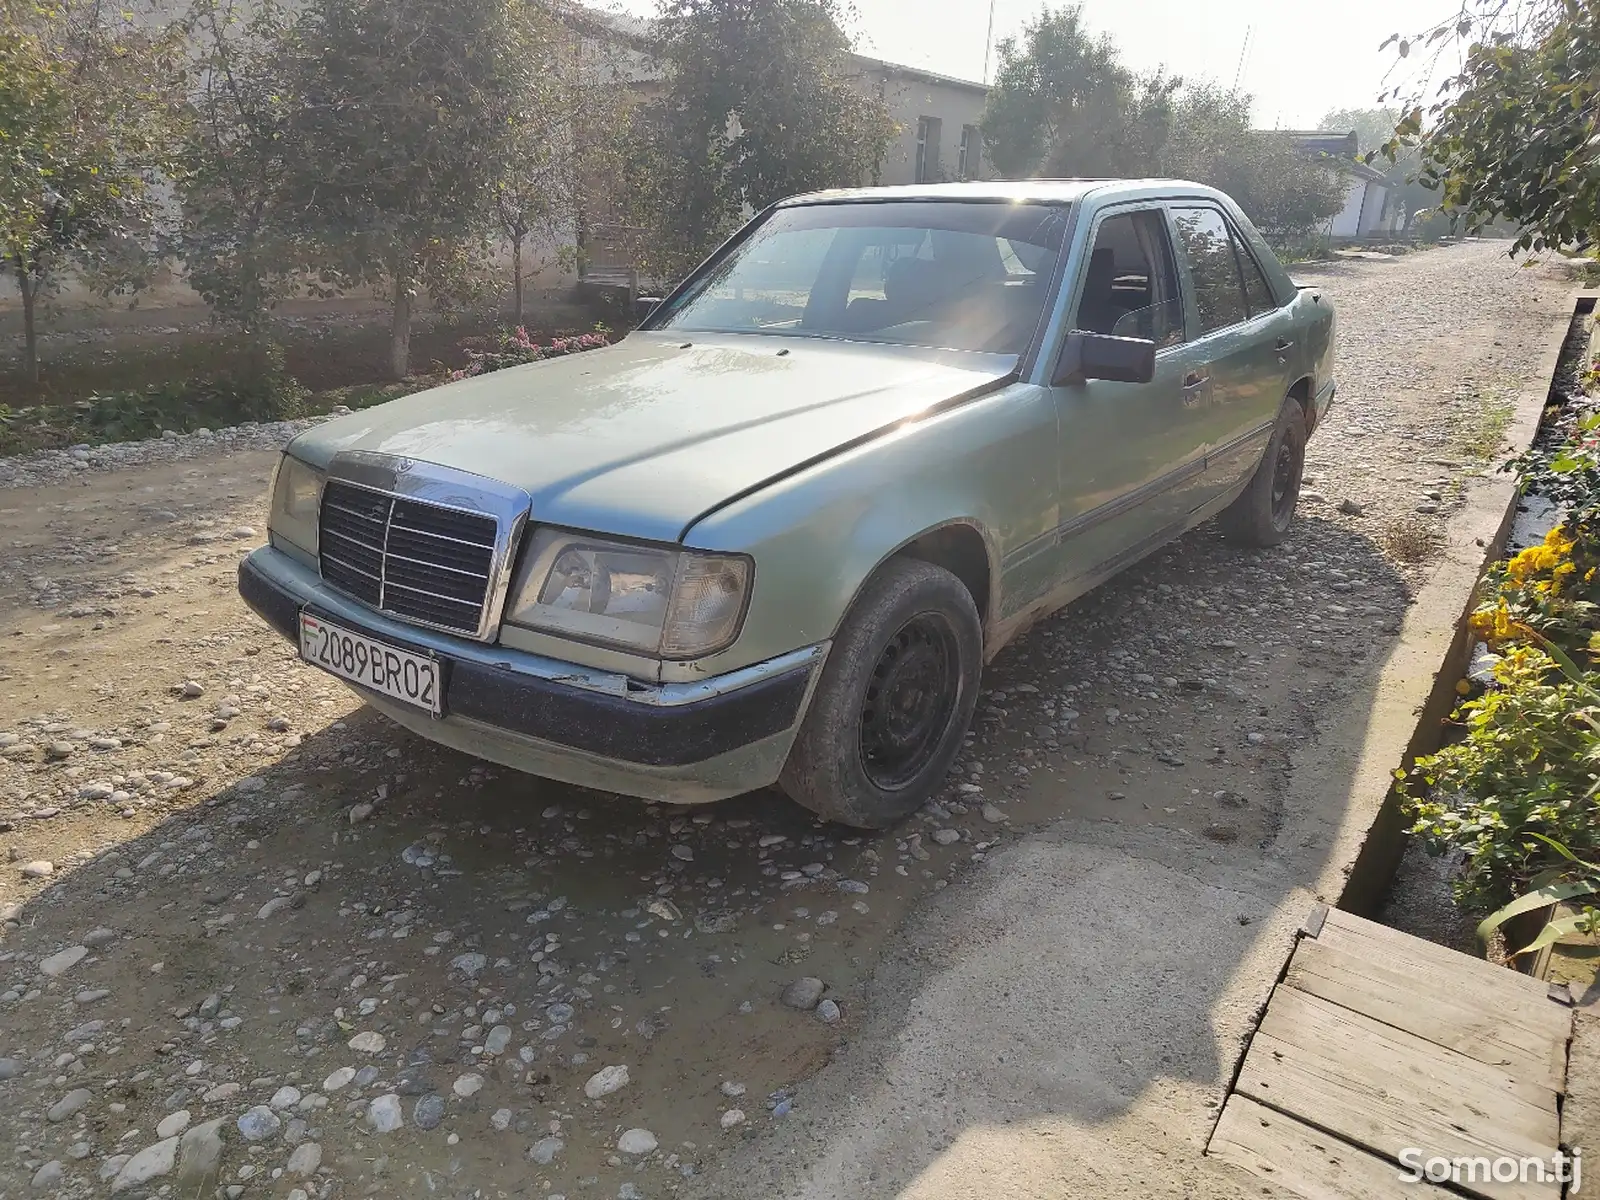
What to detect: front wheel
<box><xmin>1218</xmin><ymin>399</ymin><xmax>1307</xmax><ymax>547</ymax></box>
<box><xmin>780</xmin><ymin>559</ymin><xmax>982</xmax><ymax>829</ymax></box>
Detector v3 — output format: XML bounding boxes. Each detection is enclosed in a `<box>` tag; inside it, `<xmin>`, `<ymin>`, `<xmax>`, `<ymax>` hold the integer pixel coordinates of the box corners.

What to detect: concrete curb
<box><xmin>1334</xmin><ymin>291</ymin><xmax>1596</xmax><ymax>914</ymax></box>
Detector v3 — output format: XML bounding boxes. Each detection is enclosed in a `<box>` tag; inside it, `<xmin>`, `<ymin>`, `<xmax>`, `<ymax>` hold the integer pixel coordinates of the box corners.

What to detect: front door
<box><xmin>1168</xmin><ymin>204</ymin><xmax>1293</xmax><ymax>498</ymax></box>
<box><xmin>1046</xmin><ymin>206</ymin><xmax>1200</xmax><ymax>584</ymax></box>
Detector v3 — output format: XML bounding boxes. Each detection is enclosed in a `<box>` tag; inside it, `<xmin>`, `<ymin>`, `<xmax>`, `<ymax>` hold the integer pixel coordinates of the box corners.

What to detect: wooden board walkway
<box><xmin>1207</xmin><ymin>907</ymin><xmax>1575</xmax><ymax>1200</ymax></box>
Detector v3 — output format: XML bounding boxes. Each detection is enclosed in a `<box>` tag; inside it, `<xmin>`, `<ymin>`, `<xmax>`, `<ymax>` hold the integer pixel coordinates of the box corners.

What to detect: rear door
<box><xmin>1168</xmin><ymin>204</ymin><xmax>1296</xmax><ymax>503</ymax></box>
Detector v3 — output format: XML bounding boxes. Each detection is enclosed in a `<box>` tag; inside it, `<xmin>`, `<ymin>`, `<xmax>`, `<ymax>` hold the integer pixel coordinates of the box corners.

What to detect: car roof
<box><xmin>778</xmin><ymin>179</ymin><xmax>1230</xmax><ymax>207</ymax></box>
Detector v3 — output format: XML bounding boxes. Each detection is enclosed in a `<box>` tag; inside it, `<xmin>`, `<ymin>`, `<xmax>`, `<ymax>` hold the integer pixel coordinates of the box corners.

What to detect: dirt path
<box><xmin>0</xmin><ymin>241</ymin><xmax>1576</xmax><ymax>1199</ymax></box>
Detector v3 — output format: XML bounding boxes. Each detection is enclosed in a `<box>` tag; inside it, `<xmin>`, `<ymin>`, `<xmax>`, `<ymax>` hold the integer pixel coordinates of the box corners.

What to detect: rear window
<box><xmin>651</xmin><ymin>201</ymin><xmax>1071</xmax><ymax>357</ymax></box>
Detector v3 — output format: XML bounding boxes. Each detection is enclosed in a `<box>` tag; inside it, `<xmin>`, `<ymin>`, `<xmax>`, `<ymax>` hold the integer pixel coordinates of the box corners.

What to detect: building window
<box><xmin>915</xmin><ymin>116</ymin><xmax>942</xmax><ymax>183</ymax></box>
<box><xmin>958</xmin><ymin>125</ymin><xmax>979</xmax><ymax>180</ymax></box>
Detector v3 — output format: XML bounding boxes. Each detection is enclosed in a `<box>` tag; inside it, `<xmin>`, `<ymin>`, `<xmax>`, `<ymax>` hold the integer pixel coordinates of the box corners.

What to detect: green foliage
<box><xmin>0</xmin><ymin>0</ymin><xmax>187</xmax><ymax>384</ymax></box>
<box><xmin>979</xmin><ymin>7</ymin><xmax>1343</xmax><ymax>241</ymax></box>
<box><xmin>615</xmin><ymin>0</ymin><xmax>895</xmax><ymax>282</ymax></box>
<box><xmin>283</xmin><ymin>0</ymin><xmax>534</xmax><ymax>377</ymax></box>
<box><xmin>1477</xmin><ymin>836</ymin><xmax>1600</xmax><ymax>957</ymax></box>
<box><xmin>1405</xmin><ymin>642</ymin><xmax>1600</xmax><ymax>911</ymax></box>
<box><xmin>171</xmin><ymin>0</ymin><xmax>302</xmax><ymax>336</ymax></box>
<box><xmin>980</xmin><ymin>6</ymin><xmax>1173</xmax><ymax>180</ymax></box>
<box><xmin>1406</xmin><ymin>0</ymin><xmax>1600</xmax><ymax>253</ymax></box>
<box><xmin>0</xmin><ymin>341</ymin><xmax>307</xmax><ymax>453</ymax></box>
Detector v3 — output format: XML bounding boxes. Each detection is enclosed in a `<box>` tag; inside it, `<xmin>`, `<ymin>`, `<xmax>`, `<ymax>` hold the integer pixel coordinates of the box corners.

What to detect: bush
<box><xmin>0</xmin><ymin>341</ymin><xmax>307</xmax><ymax>453</ymax></box>
<box><xmin>451</xmin><ymin>327</ymin><xmax>609</xmax><ymax>380</ymax></box>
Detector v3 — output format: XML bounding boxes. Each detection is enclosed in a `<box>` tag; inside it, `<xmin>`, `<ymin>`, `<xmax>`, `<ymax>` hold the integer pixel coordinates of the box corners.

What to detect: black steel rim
<box><xmin>859</xmin><ymin>612</ymin><xmax>961</xmax><ymax>791</ymax></box>
<box><xmin>1270</xmin><ymin>436</ymin><xmax>1300</xmax><ymax>527</ymax></box>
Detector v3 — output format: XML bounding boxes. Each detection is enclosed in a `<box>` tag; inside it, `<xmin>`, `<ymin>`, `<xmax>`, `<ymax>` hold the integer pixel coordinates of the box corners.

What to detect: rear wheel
<box><xmin>780</xmin><ymin>559</ymin><xmax>982</xmax><ymax>829</ymax></box>
<box><xmin>1219</xmin><ymin>399</ymin><xmax>1307</xmax><ymax>547</ymax></box>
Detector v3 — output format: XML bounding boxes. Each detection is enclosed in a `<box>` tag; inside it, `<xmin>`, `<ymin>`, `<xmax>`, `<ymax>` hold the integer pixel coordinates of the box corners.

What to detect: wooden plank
<box><xmin>1285</xmin><ymin>938</ymin><xmax>1569</xmax><ymax>1092</ymax></box>
<box><xmin>1316</xmin><ymin>909</ymin><xmax>1554</xmax><ymax>1005</ymax></box>
<box><xmin>1209</xmin><ymin>1093</ymin><xmax>1452</xmax><ymax>1200</ymax></box>
<box><xmin>1236</xmin><ymin>990</ymin><xmax>1560</xmax><ymax>1200</ymax></box>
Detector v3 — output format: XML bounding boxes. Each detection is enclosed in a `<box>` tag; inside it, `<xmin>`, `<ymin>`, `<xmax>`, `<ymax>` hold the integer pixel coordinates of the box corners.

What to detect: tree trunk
<box><xmin>512</xmin><ymin>236</ymin><xmax>524</xmax><ymax>325</ymax></box>
<box><xmin>389</xmin><ymin>272</ymin><xmax>412</xmax><ymax>380</ymax></box>
<box><xmin>18</xmin><ymin>270</ymin><xmax>39</xmax><ymax>389</ymax></box>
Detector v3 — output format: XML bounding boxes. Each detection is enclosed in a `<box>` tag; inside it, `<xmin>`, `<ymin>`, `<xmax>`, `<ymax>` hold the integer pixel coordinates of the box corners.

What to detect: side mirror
<box><xmin>634</xmin><ymin>295</ymin><xmax>663</xmax><ymax>324</ymax></box>
<box><xmin>1053</xmin><ymin>330</ymin><xmax>1157</xmax><ymax>386</ymax></box>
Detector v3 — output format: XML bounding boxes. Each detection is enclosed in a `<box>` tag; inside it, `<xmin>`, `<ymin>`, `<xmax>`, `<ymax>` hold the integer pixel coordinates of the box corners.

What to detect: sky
<box><xmin>611</xmin><ymin>0</ymin><xmax>1461</xmax><ymax>130</ymax></box>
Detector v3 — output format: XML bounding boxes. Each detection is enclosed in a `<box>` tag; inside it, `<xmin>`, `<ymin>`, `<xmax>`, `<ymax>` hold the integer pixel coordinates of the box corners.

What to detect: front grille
<box><xmin>318</xmin><ymin>480</ymin><xmax>498</xmax><ymax>635</ymax></box>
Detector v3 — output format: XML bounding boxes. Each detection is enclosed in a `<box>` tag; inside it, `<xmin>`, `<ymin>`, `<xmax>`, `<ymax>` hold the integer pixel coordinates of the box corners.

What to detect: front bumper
<box><xmin>238</xmin><ymin>546</ymin><xmax>825</xmax><ymax>803</ymax></box>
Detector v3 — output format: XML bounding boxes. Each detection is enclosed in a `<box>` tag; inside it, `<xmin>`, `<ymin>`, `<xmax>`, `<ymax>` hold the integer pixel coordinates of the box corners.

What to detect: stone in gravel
<box><xmin>270</xmin><ymin>1085</ymin><xmax>301</xmax><ymax>1109</ymax></box>
<box><xmin>47</xmin><ymin>1088</ymin><xmax>92</xmax><ymax>1122</ymax></box>
<box><xmin>256</xmin><ymin>896</ymin><xmax>292</xmax><ymax>920</ymax></box>
<box><xmin>31</xmin><ymin>1160</ymin><xmax>63</xmax><ymax>1188</ymax></box>
<box><xmin>452</xmin><ymin>1072</ymin><xmax>484</xmax><ymax>1098</ymax></box>
<box><xmin>413</xmin><ymin>1093</ymin><xmax>445</xmax><ymax>1130</ymax></box>
<box><xmin>322</xmin><ymin>1067</ymin><xmax>355</xmax><ymax>1092</ymax></box>
<box><xmin>1338</xmin><ymin>498</ymin><xmax>1366</xmax><ymax>516</ymax></box>
<box><xmin>180</xmin><ymin>681</ymin><xmax>205</xmax><ymax>698</ymax></box>
<box><xmin>75</xmin><ymin>988</ymin><xmax>109</xmax><ymax>1004</ymax></box>
<box><xmin>99</xmin><ymin>1157</ymin><xmax>130</xmax><ymax>1183</ymax></box>
<box><xmin>583</xmin><ymin>1064</ymin><xmax>630</xmax><ymax>1099</ymax></box>
<box><xmin>236</xmin><ymin>1105</ymin><xmax>281</xmax><ymax>1141</ymax></box>
<box><xmin>617</xmin><ymin>1128</ymin><xmax>658</xmax><ymax>1155</ymax></box>
<box><xmin>720</xmin><ymin>1080</ymin><xmax>746</xmax><ymax>1098</ymax></box>
<box><xmin>490</xmin><ymin>1107</ymin><xmax>512</xmax><ymax>1130</ymax></box>
<box><xmin>931</xmin><ymin>828</ymin><xmax>961</xmax><ymax>846</ymax></box>
<box><xmin>484</xmin><ymin>1024</ymin><xmax>512</xmax><ymax>1055</ymax></box>
<box><xmin>354</xmin><ymin>1065</ymin><xmax>379</xmax><ymax>1086</ymax></box>
<box><xmin>981</xmin><ymin>804</ymin><xmax>1007</xmax><ymax>824</ymax></box>
<box><xmin>45</xmin><ymin>743</ymin><xmax>73</xmax><ymax>760</ymax></box>
<box><xmin>156</xmin><ymin>1109</ymin><xmax>191</xmax><ymax>1137</ymax></box>
<box><xmin>286</xmin><ymin>1141</ymin><xmax>322</xmax><ymax>1176</ymax></box>
<box><xmin>21</xmin><ymin>860</ymin><xmax>55</xmax><ymax>878</ymax></box>
<box><xmin>111</xmin><ymin>1136</ymin><xmax>178</xmax><ymax>1192</ymax></box>
<box><xmin>546</xmin><ymin>1002</ymin><xmax>574</xmax><ymax>1023</ymax></box>
<box><xmin>175</xmin><ymin>1118</ymin><xmax>227</xmax><ymax>1187</ymax></box>
<box><xmin>367</xmin><ymin>1094</ymin><xmax>403</xmax><ymax>1133</ymax></box>
<box><xmin>780</xmin><ymin>977</ymin><xmax>825</xmax><ymax>1011</ymax></box>
<box><xmin>817</xmin><ymin>999</ymin><xmax>842</xmax><ymax>1024</ymax></box>
<box><xmin>0</xmin><ymin>1057</ymin><xmax>22</xmax><ymax>1080</ymax></box>
<box><xmin>529</xmin><ymin>1136</ymin><xmax>564</xmax><ymax>1164</ymax></box>
<box><xmin>347</xmin><ymin>1031</ymin><xmax>386</xmax><ymax>1053</ymax></box>
<box><xmin>670</xmin><ymin>844</ymin><xmax>694</xmax><ymax>860</ymax></box>
<box><xmin>348</xmin><ymin>802</ymin><xmax>374</xmax><ymax>824</ymax></box>
<box><xmin>720</xmin><ymin>1108</ymin><xmax>746</xmax><ymax>1130</ymax></box>
<box><xmin>203</xmin><ymin>1082</ymin><xmax>240</xmax><ymax>1102</ymax></box>
<box><xmin>450</xmin><ymin>952</ymin><xmax>487</xmax><ymax>976</ymax></box>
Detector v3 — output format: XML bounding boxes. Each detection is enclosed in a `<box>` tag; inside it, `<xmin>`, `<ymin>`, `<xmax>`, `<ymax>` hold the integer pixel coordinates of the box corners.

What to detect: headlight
<box><xmin>267</xmin><ymin>454</ymin><xmax>324</xmax><ymax>557</ymax></box>
<box><xmin>505</xmin><ymin>528</ymin><xmax>751</xmax><ymax>659</ymax></box>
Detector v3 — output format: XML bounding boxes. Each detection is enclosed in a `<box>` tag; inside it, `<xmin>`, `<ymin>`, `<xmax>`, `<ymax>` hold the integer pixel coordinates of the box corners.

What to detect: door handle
<box><xmin>1274</xmin><ymin>339</ymin><xmax>1294</xmax><ymax>351</ymax></box>
<box><xmin>1182</xmin><ymin>372</ymin><xmax>1207</xmax><ymax>390</ymax></box>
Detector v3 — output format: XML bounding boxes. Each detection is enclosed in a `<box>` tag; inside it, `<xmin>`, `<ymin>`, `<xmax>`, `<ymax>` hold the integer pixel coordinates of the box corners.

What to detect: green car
<box><xmin>239</xmin><ymin>180</ymin><xmax>1336</xmax><ymax>828</ymax></box>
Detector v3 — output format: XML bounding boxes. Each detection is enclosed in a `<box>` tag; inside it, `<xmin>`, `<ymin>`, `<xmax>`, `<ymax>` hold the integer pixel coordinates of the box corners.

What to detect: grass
<box><xmin>1384</xmin><ymin>516</ymin><xmax>1443</xmax><ymax>563</ymax></box>
<box><xmin>1454</xmin><ymin>397</ymin><xmax>1516</xmax><ymax>462</ymax></box>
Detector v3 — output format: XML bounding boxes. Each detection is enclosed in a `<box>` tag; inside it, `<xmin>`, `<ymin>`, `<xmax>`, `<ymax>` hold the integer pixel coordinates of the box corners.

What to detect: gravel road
<box><xmin>0</xmin><ymin>240</ymin><xmax>1577</xmax><ymax>1199</ymax></box>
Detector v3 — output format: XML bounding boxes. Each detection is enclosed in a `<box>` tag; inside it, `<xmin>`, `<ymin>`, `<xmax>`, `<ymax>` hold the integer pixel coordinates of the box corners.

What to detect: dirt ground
<box><xmin>0</xmin><ymin>241</ymin><xmax>1580</xmax><ymax>1199</ymax></box>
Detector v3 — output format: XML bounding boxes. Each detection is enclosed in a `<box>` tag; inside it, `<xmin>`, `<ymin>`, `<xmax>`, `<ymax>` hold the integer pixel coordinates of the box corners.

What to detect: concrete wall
<box><xmin>855</xmin><ymin>61</ymin><xmax>990</xmax><ymax>187</ymax></box>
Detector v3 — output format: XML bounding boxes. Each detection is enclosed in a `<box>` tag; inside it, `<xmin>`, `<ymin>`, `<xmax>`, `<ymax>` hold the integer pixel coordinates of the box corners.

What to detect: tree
<box><xmin>1400</xmin><ymin>1</ymin><xmax>1600</xmax><ymax>253</ymax></box>
<box><xmin>981</xmin><ymin>6</ymin><xmax>1173</xmax><ymax>179</ymax></box>
<box><xmin>285</xmin><ymin>0</ymin><xmax>533</xmax><ymax>378</ymax></box>
<box><xmin>493</xmin><ymin>3</ymin><xmax>628</xmax><ymax>324</ymax></box>
<box><xmin>0</xmin><ymin>0</ymin><xmax>184</xmax><ymax>387</ymax></box>
<box><xmin>618</xmin><ymin>0</ymin><xmax>895</xmax><ymax>282</ymax></box>
<box><xmin>173</xmin><ymin>0</ymin><xmax>300</xmax><ymax>343</ymax></box>
<box><xmin>980</xmin><ymin>8</ymin><xmax>1343</xmax><ymax>244</ymax></box>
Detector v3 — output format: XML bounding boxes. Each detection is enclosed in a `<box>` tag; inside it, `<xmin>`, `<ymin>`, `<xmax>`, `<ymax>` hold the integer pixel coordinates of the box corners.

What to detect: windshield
<box><xmin>650</xmin><ymin>201</ymin><xmax>1071</xmax><ymax>357</ymax></box>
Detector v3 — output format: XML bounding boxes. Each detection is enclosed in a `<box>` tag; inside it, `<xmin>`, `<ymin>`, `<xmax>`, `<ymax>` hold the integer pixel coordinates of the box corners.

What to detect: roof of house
<box><xmin>850</xmin><ymin>54</ymin><xmax>989</xmax><ymax>94</ymax></box>
<box><xmin>1276</xmin><ymin>130</ymin><xmax>1360</xmax><ymax>156</ymax></box>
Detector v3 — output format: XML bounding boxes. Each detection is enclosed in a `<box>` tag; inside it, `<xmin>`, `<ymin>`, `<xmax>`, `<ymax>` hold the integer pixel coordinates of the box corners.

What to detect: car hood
<box><xmin>289</xmin><ymin>332</ymin><xmax>1016</xmax><ymax>542</ymax></box>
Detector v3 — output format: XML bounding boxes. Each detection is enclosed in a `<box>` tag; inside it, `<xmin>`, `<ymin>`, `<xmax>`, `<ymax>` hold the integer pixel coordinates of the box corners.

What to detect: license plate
<box><xmin>299</xmin><ymin>613</ymin><xmax>442</xmax><ymax>715</ymax></box>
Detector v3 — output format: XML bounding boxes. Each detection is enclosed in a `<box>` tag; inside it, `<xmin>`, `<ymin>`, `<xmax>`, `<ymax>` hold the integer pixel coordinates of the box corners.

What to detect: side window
<box><xmin>1071</xmin><ymin>209</ymin><xmax>1184</xmax><ymax>348</ymax></box>
<box><xmin>1172</xmin><ymin>207</ymin><xmax>1248</xmax><ymax>335</ymax></box>
<box><xmin>1236</xmin><ymin>239</ymin><xmax>1277</xmax><ymax>316</ymax></box>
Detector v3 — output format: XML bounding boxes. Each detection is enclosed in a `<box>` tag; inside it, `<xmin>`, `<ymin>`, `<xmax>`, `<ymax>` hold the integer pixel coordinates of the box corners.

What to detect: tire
<box><xmin>780</xmin><ymin>558</ymin><xmax>983</xmax><ymax>829</ymax></box>
<box><xmin>1218</xmin><ymin>399</ymin><xmax>1308</xmax><ymax>547</ymax></box>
